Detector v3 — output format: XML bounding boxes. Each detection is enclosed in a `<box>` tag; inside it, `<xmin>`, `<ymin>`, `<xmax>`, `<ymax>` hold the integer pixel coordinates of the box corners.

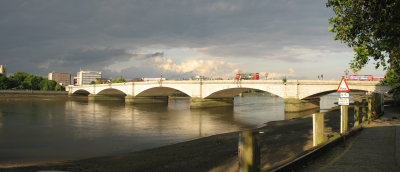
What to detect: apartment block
<box><xmin>76</xmin><ymin>71</ymin><xmax>102</xmax><ymax>85</ymax></box>
<box><xmin>48</xmin><ymin>72</ymin><xmax>71</xmax><ymax>86</ymax></box>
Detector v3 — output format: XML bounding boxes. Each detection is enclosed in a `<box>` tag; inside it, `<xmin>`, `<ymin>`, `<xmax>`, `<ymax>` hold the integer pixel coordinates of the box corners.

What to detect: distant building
<box><xmin>0</xmin><ymin>65</ymin><xmax>6</xmax><ymax>77</ymax></box>
<box><xmin>73</xmin><ymin>76</ymin><xmax>78</xmax><ymax>85</ymax></box>
<box><xmin>94</xmin><ymin>78</ymin><xmax>111</xmax><ymax>84</ymax></box>
<box><xmin>48</xmin><ymin>72</ymin><xmax>71</xmax><ymax>86</ymax></box>
<box><xmin>132</xmin><ymin>78</ymin><xmax>144</xmax><ymax>82</ymax></box>
<box><xmin>76</xmin><ymin>71</ymin><xmax>102</xmax><ymax>85</ymax></box>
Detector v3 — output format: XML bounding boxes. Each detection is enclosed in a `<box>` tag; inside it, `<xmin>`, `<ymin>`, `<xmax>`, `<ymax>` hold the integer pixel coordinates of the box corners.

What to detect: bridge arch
<box><xmin>94</xmin><ymin>85</ymin><xmax>130</xmax><ymax>95</ymax></box>
<box><xmin>135</xmin><ymin>86</ymin><xmax>190</xmax><ymax>97</ymax></box>
<box><xmin>97</xmin><ymin>88</ymin><xmax>127</xmax><ymax>96</ymax></box>
<box><xmin>72</xmin><ymin>89</ymin><xmax>91</xmax><ymax>96</ymax></box>
<box><xmin>203</xmin><ymin>86</ymin><xmax>284</xmax><ymax>99</ymax></box>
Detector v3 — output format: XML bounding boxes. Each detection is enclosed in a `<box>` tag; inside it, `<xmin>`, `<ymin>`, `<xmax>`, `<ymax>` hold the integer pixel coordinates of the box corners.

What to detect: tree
<box><xmin>54</xmin><ymin>84</ymin><xmax>64</xmax><ymax>91</ymax></box>
<box><xmin>9</xmin><ymin>71</ymin><xmax>29</xmax><ymax>89</ymax></box>
<box><xmin>112</xmin><ymin>76</ymin><xmax>126</xmax><ymax>83</ymax></box>
<box><xmin>0</xmin><ymin>75</ymin><xmax>11</xmax><ymax>89</ymax></box>
<box><xmin>23</xmin><ymin>74</ymin><xmax>43</xmax><ymax>90</ymax></box>
<box><xmin>327</xmin><ymin>0</ymin><xmax>400</xmax><ymax>102</ymax></box>
<box><xmin>90</xmin><ymin>80</ymin><xmax>103</xmax><ymax>84</ymax></box>
<box><xmin>95</xmin><ymin>80</ymin><xmax>103</xmax><ymax>84</ymax></box>
<box><xmin>39</xmin><ymin>79</ymin><xmax>57</xmax><ymax>91</ymax></box>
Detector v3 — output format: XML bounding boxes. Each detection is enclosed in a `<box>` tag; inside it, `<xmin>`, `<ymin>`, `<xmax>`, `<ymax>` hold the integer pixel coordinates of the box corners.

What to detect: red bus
<box><xmin>348</xmin><ymin>74</ymin><xmax>384</xmax><ymax>81</ymax></box>
<box><xmin>235</xmin><ymin>73</ymin><xmax>259</xmax><ymax>80</ymax></box>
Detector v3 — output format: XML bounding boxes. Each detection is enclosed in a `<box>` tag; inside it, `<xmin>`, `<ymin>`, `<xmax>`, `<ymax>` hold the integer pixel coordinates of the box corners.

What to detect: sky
<box><xmin>0</xmin><ymin>0</ymin><xmax>386</xmax><ymax>80</ymax></box>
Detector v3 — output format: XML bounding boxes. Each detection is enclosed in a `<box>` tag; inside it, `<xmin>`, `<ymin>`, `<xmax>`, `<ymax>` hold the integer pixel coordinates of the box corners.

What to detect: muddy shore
<box><xmin>1</xmin><ymin>105</ymin><xmax>360</xmax><ymax>172</ymax></box>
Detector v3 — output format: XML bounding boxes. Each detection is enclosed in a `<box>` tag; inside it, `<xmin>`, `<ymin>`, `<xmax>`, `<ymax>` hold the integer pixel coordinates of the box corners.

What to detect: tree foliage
<box><xmin>327</xmin><ymin>0</ymin><xmax>400</xmax><ymax>102</ymax></box>
<box><xmin>95</xmin><ymin>80</ymin><xmax>103</xmax><ymax>84</ymax></box>
<box><xmin>0</xmin><ymin>75</ymin><xmax>11</xmax><ymax>89</ymax></box>
<box><xmin>54</xmin><ymin>84</ymin><xmax>64</xmax><ymax>91</ymax></box>
<box><xmin>0</xmin><ymin>71</ymin><xmax>65</xmax><ymax>91</ymax></box>
<box><xmin>112</xmin><ymin>76</ymin><xmax>126</xmax><ymax>83</ymax></box>
<box><xmin>40</xmin><ymin>79</ymin><xmax>58</xmax><ymax>91</ymax></box>
<box><xmin>9</xmin><ymin>71</ymin><xmax>29</xmax><ymax>89</ymax></box>
<box><xmin>23</xmin><ymin>74</ymin><xmax>43</xmax><ymax>90</ymax></box>
<box><xmin>90</xmin><ymin>80</ymin><xmax>105</xmax><ymax>84</ymax></box>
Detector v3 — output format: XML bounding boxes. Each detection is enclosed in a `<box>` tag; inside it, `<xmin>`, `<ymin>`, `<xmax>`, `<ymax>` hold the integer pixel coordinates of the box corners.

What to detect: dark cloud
<box><xmin>0</xmin><ymin>0</ymin><xmax>342</xmax><ymax>78</ymax></box>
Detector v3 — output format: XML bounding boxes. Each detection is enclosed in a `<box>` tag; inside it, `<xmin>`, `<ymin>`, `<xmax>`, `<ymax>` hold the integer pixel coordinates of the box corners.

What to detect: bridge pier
<box><xmin>88</xmin><ymin>94</ymin><xmax>125</xmax><ymax>101</ymax></box>
<box><xmin>190</xmin><ymin>98</ymin><xmax>234</xmax><ymax>108</ymax></box>
<box><xmin>125</xmin><ymin>96</ymin><xmax>169</xmax><ymax>104</ymax></box>
<box><xmin>284</xmin><ymin>97</ymin><xmax>320</xmax><ymax>112</ymax></box>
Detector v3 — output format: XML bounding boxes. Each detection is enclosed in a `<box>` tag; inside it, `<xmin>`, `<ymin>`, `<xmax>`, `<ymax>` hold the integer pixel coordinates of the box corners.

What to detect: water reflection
<box><xmin>0</xmin><ymin>93</ymin><xmax>338</xmax><ymax>163</ymax></box>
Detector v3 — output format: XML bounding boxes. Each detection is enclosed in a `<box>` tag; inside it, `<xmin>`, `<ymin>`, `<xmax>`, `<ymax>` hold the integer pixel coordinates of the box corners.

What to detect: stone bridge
<box><xmin>66</xmin><ymin>80</ymin><xmax>390</xmax><ymax>112</ymax></box>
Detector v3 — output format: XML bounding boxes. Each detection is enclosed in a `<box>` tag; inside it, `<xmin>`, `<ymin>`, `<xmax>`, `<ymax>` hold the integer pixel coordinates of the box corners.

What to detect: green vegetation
<box><xmin>90</xmin><ymin>80</ymin><xmax>103</xmax><ymax>85</ymax></box>
<box><xmin>282</xmin><ymin>76</ymin><xmax>287</xmax><ymax>84</ymax></box>
<box><xmin>327</xmin><ymin>0</ymin><xmax>400</xmax><ymax>103</ymax></box>
<box><xmin>0</xmin><ymin>71</ymin><xmax>65</xmax><ymax>91</ymax></box>
<box><xmin>96</xmin><ymin>80</ymin><xmax>103</xmax><ymax>84</ymax></box>
<box><xmin>0</xmin><ymin>75</ymin><xmax>11</xmax><ymax>89</ymax></box>
<box><xmin>39</xmin><ymin>79</ymin><xmax>58</xmax><ymax>91</ymax></box>
<box><xmin>112</xmin><ymin>76</ymin><xmax>126</xmax><ymax>83</ymax></box>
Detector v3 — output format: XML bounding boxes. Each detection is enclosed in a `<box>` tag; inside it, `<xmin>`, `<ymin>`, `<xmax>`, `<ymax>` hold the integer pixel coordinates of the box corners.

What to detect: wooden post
<box><xmin>381</xmin><ymin>94</ymin><xmax>384</xmax><ymax>114</ymax></box>
<box><xmin>368</xmin><ymin>97</ymin><xmax>372</xmax><ymax>121</ymax></box>
<box><xmin>313</xmin><ymin>113</ymin><xmax>324</xmax><ymax>146</ymax></box>
<box><xmin>354</xmin><ymin>102</ymin><xmax>360</xmax><ymax>127</ymax></box>
<box><xmin>362</xmin><ymin>99</ymin><xmax>367</xmax><ymax>123</ymax></box>
<box><xmin>340</xmin><ymin>105</ymin><xmax>348</xmax><ymax>134</ymax></box>
<box><xmin>238</xmin><ymin>130</ymin><xmax>260</xmax><ymax>172</ymax></box>
<box><xmin>373</xmin><ymin>93</ymin><xmax>383</xmax><ymax>115</ymax></box>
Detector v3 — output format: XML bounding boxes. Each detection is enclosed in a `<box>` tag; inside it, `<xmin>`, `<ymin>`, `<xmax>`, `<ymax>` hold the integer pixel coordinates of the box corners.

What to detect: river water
<box><xmin>0</xmin><ymin>93</ymin><xmax>339</xmax><ymax>163</ymax></box>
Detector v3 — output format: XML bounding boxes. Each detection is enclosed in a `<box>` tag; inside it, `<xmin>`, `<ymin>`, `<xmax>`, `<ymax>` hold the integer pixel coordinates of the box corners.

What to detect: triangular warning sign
<box><xmin>337</xmin><ymin>77</ymin><xmax>350</xmax><ymax>92</ymax></box>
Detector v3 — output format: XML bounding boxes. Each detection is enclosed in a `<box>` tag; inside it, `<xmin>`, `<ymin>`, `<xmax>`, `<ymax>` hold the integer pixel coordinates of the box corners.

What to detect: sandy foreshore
<box><xmin>1</xmin><ymin>105</ymin><xmax>369</xmax><ymax>172</ymax></box>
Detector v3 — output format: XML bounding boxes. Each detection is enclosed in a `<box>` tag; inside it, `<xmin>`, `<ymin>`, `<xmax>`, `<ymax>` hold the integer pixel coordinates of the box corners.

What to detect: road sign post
<box><xmin>337</xmin><ymin>77</ymin><xmax>350</xmax><ymax>134</ymax></box>
<box><xmin>337</xmin><ymin>77</ymin><xmax>350</xmax><ymax>93</ymax></box>
<box><xmin>340</xmin><ymin>105</ymin><xmax>348</xmax><ymax>134</ymax></box>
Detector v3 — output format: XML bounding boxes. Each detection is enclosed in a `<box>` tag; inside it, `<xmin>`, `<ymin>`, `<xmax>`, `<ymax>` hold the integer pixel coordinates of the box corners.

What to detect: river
<box><xmin>0</xmin><ymin>93</ymin><xmax>339</xmax><ymax>164</ymax></box>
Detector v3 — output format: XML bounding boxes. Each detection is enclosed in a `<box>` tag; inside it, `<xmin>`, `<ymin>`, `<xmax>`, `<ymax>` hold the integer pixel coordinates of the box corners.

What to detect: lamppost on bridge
<box><xmin>344</xmin><ymin>69</ymin><xmax>349</xmax><ymax>80</ymax></box>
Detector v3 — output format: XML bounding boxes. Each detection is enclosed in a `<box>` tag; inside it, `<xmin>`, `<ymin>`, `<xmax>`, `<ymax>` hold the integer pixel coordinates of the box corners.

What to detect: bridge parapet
<box><xmin>67</xmin><ymin>80</ymin><xmax>390</xmax><ymax>109</ymax></box>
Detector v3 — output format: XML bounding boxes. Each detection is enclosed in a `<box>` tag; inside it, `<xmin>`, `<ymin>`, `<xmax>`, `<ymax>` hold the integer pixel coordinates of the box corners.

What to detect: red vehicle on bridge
<box><xmin>348</xmin><ymin>74</ymin><xmax>384</xmax><ymax>81</ymax></box>
<box><xmin>235</xmin><ymin>73</ymin><xmax>259</xmax><ymax>80</ymax></box>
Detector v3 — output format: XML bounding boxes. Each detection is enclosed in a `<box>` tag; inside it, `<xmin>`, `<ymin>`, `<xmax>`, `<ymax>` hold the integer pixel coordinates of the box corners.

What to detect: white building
<box><xmin>76</xmin><ymin>71</ymin><xmax>102</xmax><ymax>85</ymax></box>
<box><xmin>0</xmin><ymin>65</ymin><xmax>6</xmax><ymax>77</ymax></box>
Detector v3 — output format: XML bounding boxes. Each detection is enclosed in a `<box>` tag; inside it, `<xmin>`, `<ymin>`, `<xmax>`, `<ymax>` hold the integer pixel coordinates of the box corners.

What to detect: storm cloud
<box><xmin>0</xmin><ymin>0</ymin><xmax>357</xmax><ymax>79</ymax></box>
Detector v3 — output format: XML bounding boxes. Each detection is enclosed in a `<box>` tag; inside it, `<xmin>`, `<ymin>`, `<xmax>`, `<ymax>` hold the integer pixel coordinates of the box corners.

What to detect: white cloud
<box><xmin>153</xmin><ymin>57</ymin><xmax>238</xmax><ymax>77</ymax></box>
<box><xmin>263</xmin><ymin>68</ymin><xmax>296</xmax><ymax>80</ymax></box>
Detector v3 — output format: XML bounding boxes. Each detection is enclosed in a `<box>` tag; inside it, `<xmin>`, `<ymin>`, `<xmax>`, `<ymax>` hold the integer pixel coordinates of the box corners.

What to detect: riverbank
<box><xmin>0</xmin><ymin>90</ymin><xmax>68</xmax><ymax>97</ymax></box>
<box><xmin>0</xmin><ymin>102</ymin><xmax>363</xmax><ymax>172</ymax></box>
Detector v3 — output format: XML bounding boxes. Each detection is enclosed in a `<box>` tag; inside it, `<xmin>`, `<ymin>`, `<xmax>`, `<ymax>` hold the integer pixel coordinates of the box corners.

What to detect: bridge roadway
<box><xmin>67</xmin><ymin>80</ymin><xmax>390</xmax><ymax>112</ymax></box>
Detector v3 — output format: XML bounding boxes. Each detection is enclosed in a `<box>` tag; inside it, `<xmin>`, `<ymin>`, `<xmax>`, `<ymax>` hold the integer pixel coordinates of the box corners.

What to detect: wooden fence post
<box><xmin>313</xmin><ymin>113</ymin><xmax>325</xmax><ymax>146</ymax></box>
<box><xmin>239</xmin><ymin>130</ymin><xmax>260</xmax><ymax>172</ymax></box>
<box><xmin>368</xmin><ymin>97</ymin><xmax>372</xmax><ymax>121</ymax></box>
<box><xmin>354</xmin><ymin>102</ymin><xmax>360</xmax><ymax>127</ymax></box>
<box><xmin>362</xmin><ymin>99</ymin><xmax>367</xmax><ymax>123</ymax></box>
